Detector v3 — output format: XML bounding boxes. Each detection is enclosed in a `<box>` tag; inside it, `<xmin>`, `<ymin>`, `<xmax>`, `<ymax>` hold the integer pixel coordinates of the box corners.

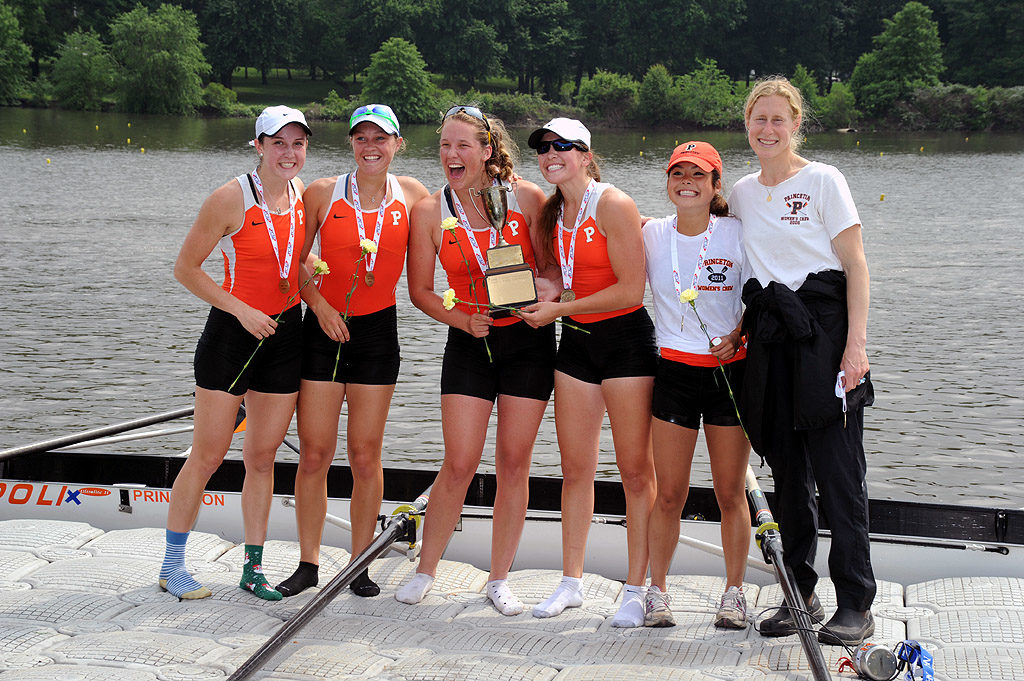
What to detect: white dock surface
<box><xmin>0</xmin><ymin>519</ymin><xmax>1021</xmax><ymax>680</ymax></box>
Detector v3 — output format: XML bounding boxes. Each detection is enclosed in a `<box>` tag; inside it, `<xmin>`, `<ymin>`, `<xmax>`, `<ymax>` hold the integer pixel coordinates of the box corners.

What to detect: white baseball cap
<box><xmin>349</xmin><ymin>104</ymin><xmax>401</xmax><ymax>136</ymax></box>
<box><xmin>528</xmin><ymin>118</ymin><xmax>591</xmax><ymax>150</ymax></box>
<box><xmin>254</xmin><ymin>106</ymin><xmax>311</xmax><ymax>140</ymax></box>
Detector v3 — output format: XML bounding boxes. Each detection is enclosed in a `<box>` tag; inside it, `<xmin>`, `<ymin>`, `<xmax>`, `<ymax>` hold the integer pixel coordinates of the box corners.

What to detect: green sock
<box><xmin>240</xmin><ymin>544</ymin><xmax>282</xmax><ymax>601</ymax></box>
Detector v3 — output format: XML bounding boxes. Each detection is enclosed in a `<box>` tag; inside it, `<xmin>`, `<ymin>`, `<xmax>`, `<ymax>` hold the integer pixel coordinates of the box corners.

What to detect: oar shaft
<box><xmin>0</xmin><ymin>407</ymin><xmax>195</xmax><ymax>461</ymax></box>
<box><xmin>227</xmin><ymin>489</ymin><xmax>430</xmax><ymax>680</ymax></box>
<box><xmin>746</xmin><ymin>467</ymin><xmax>833</xmax><ymax>681</ymax></box>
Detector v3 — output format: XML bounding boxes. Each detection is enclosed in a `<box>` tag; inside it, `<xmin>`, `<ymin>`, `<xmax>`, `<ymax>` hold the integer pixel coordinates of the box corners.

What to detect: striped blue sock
<box><xmin>160</xmin><ymin>529</ymin><xmax>208</xmax><ymax>598</ymax></box>
<box><xmin>159</xmin><ymin>529</ymin><xmax>189</xmax><ymax>581</ymax></box>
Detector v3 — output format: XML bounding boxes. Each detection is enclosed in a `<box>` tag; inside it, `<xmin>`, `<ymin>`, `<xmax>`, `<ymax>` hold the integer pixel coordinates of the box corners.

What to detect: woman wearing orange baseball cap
<box><xmin>642</xmin><ymin>141</ymin><xmax>751</xmax><ymax>629</ymax></box>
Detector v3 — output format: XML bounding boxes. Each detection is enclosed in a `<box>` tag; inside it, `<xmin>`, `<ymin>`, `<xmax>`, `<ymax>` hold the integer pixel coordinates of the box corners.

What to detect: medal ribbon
<box><xmin>350</xmin><ymin>172</ymin><xmax>387</xmax><ymax>274</ymax></box>
<box><xmin>556</xmin><ymin>179</ymin><xmax>596</xmax><ymax>292</ymax></box>
<box><xmin>450</xmin><ymin>187</ymin><xmax>495</xmax><ymax>274</ymax></box>
<box><xmin>670</xmin><ymin>215</ymin><xmax>716</xmax><ymax>326</ymax></box>
<box><xmin>250</xmin><ymin>169</ymin><xmax>296</xmax><ymax>283</ymax></box>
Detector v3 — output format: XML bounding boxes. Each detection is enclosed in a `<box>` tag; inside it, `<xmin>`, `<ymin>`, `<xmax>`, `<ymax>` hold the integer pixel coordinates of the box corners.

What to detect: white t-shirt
<box><xmin>643</xmin><ymin>214</ymin><xmax>745</xmax><ymax>355</ymax></box>
<box><xmin>729</xmin><ymin>161</ymin><xmax>860</xmax><ymax>290</ymax></box>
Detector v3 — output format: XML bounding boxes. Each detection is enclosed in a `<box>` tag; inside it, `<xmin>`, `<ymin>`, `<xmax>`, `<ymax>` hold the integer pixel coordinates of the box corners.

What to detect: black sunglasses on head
<box><xmin>536</xmin><ymin>139</ymin><xmax>588</xmax><ymax>155</ymax></box>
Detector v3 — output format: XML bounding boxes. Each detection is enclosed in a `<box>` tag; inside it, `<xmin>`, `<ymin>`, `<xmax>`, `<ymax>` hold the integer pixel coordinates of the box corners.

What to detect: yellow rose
<box><xmin>313</xmin><ymin>258</ymin><xmax>330</xmax><ymax>276</ymax></box>
<box><xmin>359</xmin><ymin>239</ymin><xmax>378</xmax><ymax>254</ymax></box>
<box><xmin>680</xmin><ymin>288</ymin><xmax>699</xmax><ymax>303</ymax></box>
<box><xmin>441</xmin><ymin>217</ymin><xmax>459</xmax><ymax>232</ymax></box>
<box><xmin>442</xmin><ymin>288</ymin><xmax>457</xmax><ymax>311</ymax></box>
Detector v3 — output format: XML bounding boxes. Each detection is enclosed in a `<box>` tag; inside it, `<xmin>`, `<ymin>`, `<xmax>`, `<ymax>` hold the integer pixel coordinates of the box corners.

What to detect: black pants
<box><xmin>764</xmin><ymin>347</ymin><xmax>876</xmax><ymax>610</ymax></box>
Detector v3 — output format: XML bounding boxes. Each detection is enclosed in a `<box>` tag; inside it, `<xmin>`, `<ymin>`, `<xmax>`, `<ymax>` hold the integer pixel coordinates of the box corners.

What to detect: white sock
<box><xmin>611</xmin><ymin>584</ymin><xmax>646</xmax><ymax>628</ymax></box>
<box><xmin>395</xmin><ymin>573</ymin><xmax>434</xmax><ymax>604</ymax></box>
<box><xmin>532</xmin><ymin>576</ymin><xmax>583</xmax><ymax>618</ymax></box>
<box><xmin>486</xmin><ymin>579</ymin><xmax>524</xmax><ymax>616</ymax></box>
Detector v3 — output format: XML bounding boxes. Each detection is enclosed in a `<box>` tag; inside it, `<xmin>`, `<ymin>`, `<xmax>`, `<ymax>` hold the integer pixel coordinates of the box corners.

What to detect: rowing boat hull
<box><xmin>2</xmin><ymin>450</ymin><xmax>1022</xmax><ymax>585</ymax></box>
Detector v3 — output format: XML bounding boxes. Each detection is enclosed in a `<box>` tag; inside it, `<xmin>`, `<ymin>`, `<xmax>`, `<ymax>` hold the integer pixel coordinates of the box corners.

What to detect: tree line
<box><xmin>0</xmin><ymin>0</ymin><xmax>1021</xmax><ymax>130</ymax></box>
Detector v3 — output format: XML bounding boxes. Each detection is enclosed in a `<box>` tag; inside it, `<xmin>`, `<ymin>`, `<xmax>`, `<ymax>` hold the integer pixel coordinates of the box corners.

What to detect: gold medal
<box><xmin>559</xmin><ymin>288</ymin><xmax>576</xmax><ymax>303</ymax></box>
<box><xmin>279</xmin><ymin>278</ymin><xmax>289</xmax><ymax>293</ymax></box>
<box><xmin>365</xmin><ymin>271</ymin><xmax>375</xmax><ymax>287</ymax></box>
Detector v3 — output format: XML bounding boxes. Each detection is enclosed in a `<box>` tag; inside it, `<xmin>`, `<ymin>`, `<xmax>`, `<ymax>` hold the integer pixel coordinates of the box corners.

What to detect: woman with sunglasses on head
<box><xmin>397</xmin><ymin>105</ymin><xmax>554</xmax><ymax>615</ymax></box>
<box><xmin>518</xmin><ymin>118</ymin><xmax>657</xmax><ymax>628</ymax></box>
<box><xmin>642</xmin><ymin>142</ymin><xmax>751</xmax><ymax>629</ymax></box>
<box><xmin>731</xmin><ymin>77</ymin><xmax>875</xmax><ymax>646</ymax></box>
<box><xmin>162</xmin><ymin>106</ymin><xmax>311</xmax><ymax>601</ymax></box>
<box><xmin>275</xmin><ymin>105</ymin><xmax>428</xmax><ymax>599</ymax></box>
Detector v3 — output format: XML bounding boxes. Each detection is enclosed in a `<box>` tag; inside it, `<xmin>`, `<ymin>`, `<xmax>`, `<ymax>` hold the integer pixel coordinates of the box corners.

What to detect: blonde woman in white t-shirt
<box><xmin>641</xmin><ymin>141</ymin><xmax>751</xmax><ymax>629</ymax></box>
<box><xmin>729</xmin><ymin>77</ymin><xmax>875</xmax><ymax>648</ymax></box>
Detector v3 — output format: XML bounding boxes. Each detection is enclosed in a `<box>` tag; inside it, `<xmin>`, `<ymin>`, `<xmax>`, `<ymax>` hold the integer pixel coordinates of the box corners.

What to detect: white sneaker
<box><xmin>714</xmin><ymin>586</ymin><xmax>748</xmax><ymax>629</ymax></box>
<box><xmin>643</xmin><ymin>586</ymin><xmax>675</xmax><ymax>627</ymax></box>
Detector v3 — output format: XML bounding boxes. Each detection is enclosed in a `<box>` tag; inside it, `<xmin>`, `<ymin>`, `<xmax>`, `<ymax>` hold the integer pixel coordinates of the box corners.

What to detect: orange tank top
<box><xmin>438</xmin><ymin>182</ymin><xmax>536</xmax><ymax>328</ymax></box>
<box><xmin>556</xmin><ymin>182</ymin><xmax>642</xmax><ymax>323</ymax></box>
<box><xmin>219</xmin><ymin>175</ymin><xmax>306</xmax><ymax>316</ymax></box>
<box><xmin>315</xmin><ymin>173</ymin><xmax>410</xmax><ymax>316</ymax></box>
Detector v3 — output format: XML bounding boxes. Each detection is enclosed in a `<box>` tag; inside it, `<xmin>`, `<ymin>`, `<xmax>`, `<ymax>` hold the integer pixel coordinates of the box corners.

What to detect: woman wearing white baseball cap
<box><xmin>161</xmin><ymin>106</ymin><xmax>311</xmax><ymax>601</ymax></box>
<box><xmin>276</xmin><ymin>104</ymin><xmax>428</xmax><ymax>599</ymax></box>
<box><xmin>519</xmin><ymin>118</ymin><xmax>658</xmax><ymax>627</ymax></box>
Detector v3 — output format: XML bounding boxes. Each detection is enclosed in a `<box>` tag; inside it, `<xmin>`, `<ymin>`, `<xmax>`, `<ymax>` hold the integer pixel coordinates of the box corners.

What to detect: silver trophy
<box><xmin>471</xmin><ymin>185</ymin><xmax>537</xmax><ymax>315</ymax></box>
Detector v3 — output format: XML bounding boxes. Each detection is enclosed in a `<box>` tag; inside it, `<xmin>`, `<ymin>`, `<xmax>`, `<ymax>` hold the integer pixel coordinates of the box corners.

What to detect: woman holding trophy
<box><xmin>275</xmin><ymin>104</ymin><xmax>428</xmax><ymax>598</ymax></box>
<box><xmin>397</xmin><ymin>106</ymin><xmax>555</xmax><ymax>615</ymax></box>
<box><xmin>519</xmin><ymin>119</ymin><xmax>657</xmax><ymax>628</ymax></box>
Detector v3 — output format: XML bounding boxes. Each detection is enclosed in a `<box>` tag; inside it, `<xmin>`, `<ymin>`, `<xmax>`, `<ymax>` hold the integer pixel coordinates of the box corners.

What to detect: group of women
<box><xmin>163</xmin><ymin>76</ymin><xmax>875</xmax><ymax>645</ymax></box>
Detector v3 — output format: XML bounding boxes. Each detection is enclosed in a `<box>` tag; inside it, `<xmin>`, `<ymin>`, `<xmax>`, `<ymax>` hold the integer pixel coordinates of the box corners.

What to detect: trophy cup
<box><xmin>471</xmin><ymin>185</ymin><xmax>538</xmax><ymax>318</ymax></box>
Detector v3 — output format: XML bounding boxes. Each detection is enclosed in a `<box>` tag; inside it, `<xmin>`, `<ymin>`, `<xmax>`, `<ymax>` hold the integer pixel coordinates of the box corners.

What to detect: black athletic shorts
<box><xmin>441</xmin><ymin>320</ymin><xmax>556</xmax><ymax>401</ymax></box>
<box><xmin>301</xmin><ymin>305</ymin><xmax>400</xmax><ymax>385</ymax></box>
<box><xmin>555</xmin><ymin>307</ymin><xmax>657</xmax><ymax>384</ymax></box>
<box><xmin>652</xmin><ymin>356</ymin><xmax>746</xmax><ymax>429</ymax></box>
<box><xmin>194</xmin><ymin>304</ymin><xmax>302</xmax><ymax>395</ymax></box>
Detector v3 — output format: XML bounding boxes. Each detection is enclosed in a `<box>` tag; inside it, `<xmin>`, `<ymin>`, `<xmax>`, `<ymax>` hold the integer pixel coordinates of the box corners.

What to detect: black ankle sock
<box><xmin>276</xmin><ymin>561</ymin><xmax>319</xmax><ymax>597</ymax></box>
<box><xmin>349</xmin><ymin>568</ymin><xmax>380</xmax><ymax>597</ymax></box>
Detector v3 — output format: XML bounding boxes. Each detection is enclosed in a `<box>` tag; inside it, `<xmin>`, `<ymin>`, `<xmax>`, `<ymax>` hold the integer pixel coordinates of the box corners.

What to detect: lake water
<box><xmin>1</xmin><ymin>109</ymin><xmax>1022</xmax><ymax>508</ymax></box>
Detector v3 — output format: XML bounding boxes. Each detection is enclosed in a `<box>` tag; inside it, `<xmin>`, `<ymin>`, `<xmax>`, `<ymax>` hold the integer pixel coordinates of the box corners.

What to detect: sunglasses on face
<box><xmin>443</xmin><ymin>105</ymin><xmax>492</xmax><ymax>145</ymax></box>
<box><xmin>536</xmin><ymin>139</ymin><xmax>587</xmax><ymax>155</ymax></box>
<box><xmin>350</xmin><ymin>104</ymin><xmax>399</xmax><ymax>131</ymax></box>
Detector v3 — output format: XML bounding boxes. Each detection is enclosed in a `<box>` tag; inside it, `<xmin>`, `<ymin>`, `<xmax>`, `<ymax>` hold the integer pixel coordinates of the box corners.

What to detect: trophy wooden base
<box><xmin>485</xmin><ymin>265</ymin><xmax>537</xmax><ymax>318</ymax></box>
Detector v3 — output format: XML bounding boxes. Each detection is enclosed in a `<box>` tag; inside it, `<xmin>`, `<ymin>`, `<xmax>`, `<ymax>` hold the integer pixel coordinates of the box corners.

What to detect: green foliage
<box><xmin>464</xmin><ymin>90</ymin><xmax>572</xmax><ymax>125</ymax></box>
<box><xmin>790</xmin><ymin>64</ymin><xmax>820</xmax><ymax>114</ymax></box>
<box><xmin>303</xmin><ymin>89</ymin><xmax>358</xmax><ymax>121</ymax></box>
<box><xmin>0</xmin><ymin>1</ymin><xmax>31</xmax><ymax>104</ymax></box>
<box><xmin>201</xmin><ymin>82</ymin><xmax>240</xmax><ymax>116</ymax></box>
<box><xmin>635</xmin><ymin>65</ymin><xmax>679</xmax><ymax>124</ymax></box>
<box><xmin>360</xmin><ymin>37</ymin><xmax>435</xmax><ymax>124</ymax></box>
<box><xmin>892</xmin><ymin>84</ymin><xmax>1024</xmax><ymax>131</ymax></box>
<box><xmin>817</xmin><ymin>82</ymin><xmax>860</xmax><ymax>129</ymax></box>
<box><xmin>109</xmin><ymin>4</ymin><xmax>211</xmax><ymax>115</ymax></box>
<box><xmin>675</xmin><ymin>60</ymin><xmax>742</xmax><ymax>128</ymax></box>
<box><xmin>52</xmin><ymin>30</ymin><xmax>115</xmax><ymax>111</ymax></box>
<box><xmin>850</xmin><ymin>1</ymin><xmax>943</xmax><ymax>117</ymax></box>
<box><xmin>941</xmin><ymin>0</ymin><xmax>1023</xmax><ymax>88</ymax></box>
<box><xmin>577</xmin><ymin>70</ymin><xmax>638</xmax><ymax>121</ymax></box>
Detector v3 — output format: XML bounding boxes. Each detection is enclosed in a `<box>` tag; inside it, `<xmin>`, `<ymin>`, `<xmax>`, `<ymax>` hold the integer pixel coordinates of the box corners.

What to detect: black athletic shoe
<box><xmin>757</xmin><ymin>593</ymin><xmax>824</xmax><ymax>637</ymax></box>
<box><xmin>818</xmin><ymin>608</ymin><xmax>875</xmax><ymax>646</ymax></box>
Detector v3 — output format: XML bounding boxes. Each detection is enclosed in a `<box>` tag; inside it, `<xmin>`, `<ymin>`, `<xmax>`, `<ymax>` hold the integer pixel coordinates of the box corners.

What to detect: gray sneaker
<box><xmin>644</xmin><ymin>587</ymin><xmax>675</xmax><ymax>627</ymax></box>
<box><xmin>714</xmin><ymin>586</ymin><xmax>748</xmax><ymax>629</ymax></box>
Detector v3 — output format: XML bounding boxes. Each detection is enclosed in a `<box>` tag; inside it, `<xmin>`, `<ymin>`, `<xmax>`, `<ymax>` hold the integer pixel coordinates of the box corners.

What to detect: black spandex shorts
<box><xmin>302</xmin><ymin>305</ymin><xmax>400</xmax><ymax>385</ymax></box>
<box><xmin>555</xmin><ymin>307</ymin><xmax>657</xmax><ymax>384</ymax></box>
<box><xmin>652</xmin><ymin>356</ymin><xmax>746</xmax><ymax>429</ymax></box>
<box><xmin>194</xmin><ymin>304</ymin><xmax>302</xmax><ymax>395</ymax></box>
<box><xmin>441</xmin><ymin>321</ymin><xmax>556</xmax><ymax>401</ymax></box>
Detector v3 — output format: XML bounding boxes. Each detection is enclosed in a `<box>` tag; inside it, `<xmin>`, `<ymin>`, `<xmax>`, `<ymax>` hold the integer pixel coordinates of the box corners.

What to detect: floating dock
<box><xmin>0</xmin><ymin>519</ymin><xmax>1021</xmax><ymax>680</ymax></box>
